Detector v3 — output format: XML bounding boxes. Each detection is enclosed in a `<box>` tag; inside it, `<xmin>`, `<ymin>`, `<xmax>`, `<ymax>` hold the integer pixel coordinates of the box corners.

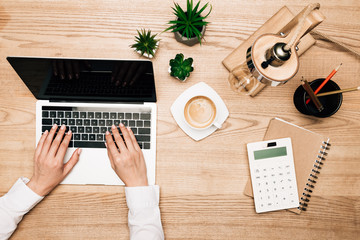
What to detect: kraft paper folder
<box><xmin>244</xmin><ymin>118</ymin><xmax>330</xmax><ymax>214</ymax></box>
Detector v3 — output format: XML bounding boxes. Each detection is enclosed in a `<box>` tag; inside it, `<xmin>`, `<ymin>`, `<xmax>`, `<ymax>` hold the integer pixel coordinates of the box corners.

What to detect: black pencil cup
<box><xmin>293</xmin><ymin>78</ymin><xmax>343</xmax><ymax>118</ymax></box>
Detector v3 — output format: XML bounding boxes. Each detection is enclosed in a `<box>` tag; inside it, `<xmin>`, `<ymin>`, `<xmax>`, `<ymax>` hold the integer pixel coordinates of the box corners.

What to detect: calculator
<box><xmin>247</xmin><ymin>137</ymin><xmax>299</xmax><ymax>213</ymax></box>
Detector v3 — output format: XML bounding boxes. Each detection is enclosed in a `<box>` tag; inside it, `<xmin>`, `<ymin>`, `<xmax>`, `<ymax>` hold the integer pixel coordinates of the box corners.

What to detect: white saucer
<box><xmin>170</xmin><ymin>82</ymin><xmax>229</xmax><ymax>141</ymax></box>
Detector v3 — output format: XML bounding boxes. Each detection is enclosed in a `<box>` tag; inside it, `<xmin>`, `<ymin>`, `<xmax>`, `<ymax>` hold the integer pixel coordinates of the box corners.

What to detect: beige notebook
<box><xmin>244</xmin><ymin>118</ymin><xmax>330</xmax><ymax>214</ymax></box>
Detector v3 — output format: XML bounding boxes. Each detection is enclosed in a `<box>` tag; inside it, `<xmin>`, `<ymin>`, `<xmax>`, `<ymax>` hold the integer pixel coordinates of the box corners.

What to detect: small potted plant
<box><xmin>169</xmin><ymin>53</ymin><xmax>194</xmax><ymax>81</ymax></box>
<box><xmin>130</xmin><ymin>29</ymin><xmax>160</xmax><ymax>58</ymax></box>
<box><xmin>165</xmin><ymin>0</ymin><xmax>212</xmax><ymax>46</ymax></box>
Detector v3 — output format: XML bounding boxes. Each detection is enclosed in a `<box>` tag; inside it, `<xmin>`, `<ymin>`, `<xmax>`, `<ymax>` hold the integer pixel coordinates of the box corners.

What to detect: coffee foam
<box><xmin>184</xmin><ymin>96</ymin><xmax>216</xmax><ymax>128</ymax></box>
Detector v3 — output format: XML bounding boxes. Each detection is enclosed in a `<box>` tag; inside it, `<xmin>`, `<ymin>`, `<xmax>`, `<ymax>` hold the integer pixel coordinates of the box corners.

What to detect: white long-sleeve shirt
<box><xmin>0</xmin><ymin>178</ymin><xmax>164</xmax><ymax>240</ymax></box>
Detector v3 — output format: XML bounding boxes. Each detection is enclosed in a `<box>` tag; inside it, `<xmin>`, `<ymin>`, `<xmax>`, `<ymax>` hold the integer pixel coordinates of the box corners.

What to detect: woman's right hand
<box><xmin>105</xmin><ymin>123</ymin><xmax>148</xmax><ymax>187</ymax></box>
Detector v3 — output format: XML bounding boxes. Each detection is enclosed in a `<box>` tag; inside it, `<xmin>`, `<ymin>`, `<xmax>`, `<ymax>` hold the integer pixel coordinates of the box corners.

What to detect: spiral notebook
<box><xmin>244</xmin><ymin>118</ymin><xmax>330</xmax><ymax>214</ymax></box>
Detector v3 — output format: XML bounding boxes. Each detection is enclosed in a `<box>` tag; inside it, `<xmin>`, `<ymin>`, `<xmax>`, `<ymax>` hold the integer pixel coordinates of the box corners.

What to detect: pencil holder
<box><xmin>293</xmin><ymin>78</ymin><xmax>343</xmax><ymax>118</ymax></box>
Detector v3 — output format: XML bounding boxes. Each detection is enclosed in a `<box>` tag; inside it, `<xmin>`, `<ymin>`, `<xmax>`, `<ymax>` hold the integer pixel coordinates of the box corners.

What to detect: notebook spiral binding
<box><xmin>298</xmin><ymin>138</ymin><xmax>331</xmax><ymax>211</ymax></box>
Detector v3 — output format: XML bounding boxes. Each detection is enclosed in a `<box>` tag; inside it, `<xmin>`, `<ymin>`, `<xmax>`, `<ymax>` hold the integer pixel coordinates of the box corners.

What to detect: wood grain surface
<box><xmin>0</xmin><ymin>0</ymin><xmax>359</xmax><ymax>239</ymax></box>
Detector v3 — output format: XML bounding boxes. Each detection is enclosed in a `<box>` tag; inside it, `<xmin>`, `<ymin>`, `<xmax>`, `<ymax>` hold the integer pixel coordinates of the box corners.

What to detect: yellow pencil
<box><xmin>316</xmin><ymin>86</ymin><xmax>360</xmax><ymax>97</ymax></box>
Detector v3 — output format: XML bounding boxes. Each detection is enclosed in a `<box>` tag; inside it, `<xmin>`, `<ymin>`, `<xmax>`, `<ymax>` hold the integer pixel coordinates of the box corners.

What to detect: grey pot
<box><xmin>174</xmin><ymin>25</ymin><xmax>206</xmax><ymax>46</ymax></box>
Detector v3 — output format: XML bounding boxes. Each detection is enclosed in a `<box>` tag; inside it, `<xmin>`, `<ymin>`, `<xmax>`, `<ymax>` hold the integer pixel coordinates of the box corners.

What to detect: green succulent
<box><xmin>131</xmin><ymin>29</ymin><xmax>159</xmax><ymax>58</ymax></box>
<box><xmin>169</xmin><ymin>53</ymin><xmax>194</xmax><ymax>81</ymax></box>
<box><xmin>165</xmin><ymin>0</ymin><xmax>212</xmax><ymax>44</ymax></box>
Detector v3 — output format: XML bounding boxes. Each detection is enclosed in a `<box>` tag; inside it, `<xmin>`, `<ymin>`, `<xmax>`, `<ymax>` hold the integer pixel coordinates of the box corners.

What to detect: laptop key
<box><xmin>140</xmin><ymin>113</ymin><xmax>151</xmax><ymax>120</ymax></box>
<box><xmin>118</xmin><ymin>113</ymin><xmax>124</xmax><ymax>119</ymax></box>
<box><xmin>82</xmin><ymin>134</ymin><xmax>88</xmax><ymax>140</ymax></box>
<box><xmin>93</xmin><ymin>127</ymin><xmax>100</xmax><ymax>133</ymax></box>
<box><xmin>74</xmin><ymin>134</ymin><xmax>81</xmax><ymax>141</ymax></box>
<box><xmin>99</xmin><ymin>120</ymin><xmax>105</xmax><ymax>126</ymax></box>
<box><xmin>135</xmin><ymin>135</ymin><xmax>150</xmax><ymax>142</ymax></box>
<box><xmin>76</xmin><ymin>119</ymin><xmax>83</xmax><ymax>125</ymax></box>
<box><xmin>138</xmin><ymin>128</ymin><xmax>150</xmax><ymax>134</ymax></box>
<box><xmin>88</xmin><ymin>112</ymin><xmax>94</xmax><ymax>118</ymax></box>
<box><xmin>95</xmin><ymin>112</ymin><xmax>102</xmax><ymax>118</ymax></box>
<box><xmin>50</xmin><ymin>111</ymin><xmax>56</xmax><ymax>118</ymax></box>
<box><xmin>85</xmin><ymin>127</ymin><xmax>92</xmax><ymax>133</ymax></box>
<box><xmin>42</xmin><ymin>125</ymin><xmax>52</xmax><ymax>133</ymax></box>
<box><xmin>78</xmin><ymin>127</ymin><xmax>85</xmax><ymax>133</ymax></box>
<box><xmin>133</xmin><ymin>113</ymin><xmax>139</xmax><ymax>120</ymax></box>
<box><xmin>91</xmin><ymin>120</ymin><xmax>98</xmax><ymax>126</ymax></box>
<box><xmin>74</xmin><ymin>141</ymin><xmax>106</xmax><ymax>148</ymax></box>
<box><xmin>103</xmin><ymin>113</ymin><xmax>109</xmax><ymax>119</ymax></box>
<box><xmin>106</xmin><ymin>120</ymin><xmax>113</xmax><ymax>126</ymax></box>
<box><xmin>54</xmin><ymin>119</ymin><xmax>60</xmax><ymax>125</ymax></box>
<box><xmin>80</xmin><ymin>112</ymin><xmax>87</xmax><ymax>118</ymax></box>
<box><xmin>96</xmin><ymin>134</ymin><xmax>103</xmax><ymax>141</ymax></box>
<box><xmin>144</xmin><ymin>121</ymin><xmax>151</xmax><ymax>127</ymax></box>
<box><xmin>129</xmin><ymin>120</ymin><xmax>136</xmax><ymax>127</ymax></box>
<box><xmin>42</xmin><ymin>111</ymin><xmax>49</xmax><ymax>118</ymax></box>
<box><xmin>136</xmin><ymin>121</ymin><xmax>143</xmax><ymax>127</ymax></box>
<box><xmin>144</xmin><ymin>143</ymin><xmax>150</xmax><ymax>149</ymax></box>
<box><xmin>65</xmin><ymin>112</ymin><xmax>72</xmax><ymax>118</ymax></box>
<box><xmin>42</xmin><ymin>119</ymin><xmax>52</xmax><ymax>125</ymax></box>
<box><xmin>114</xmin><ymin>120</ymin><xmax>120</xmax><ymax>126</ymax></box>
<box><xmin>84</xmin><ymin>120</ymin><xmax>91</xmax><ymax>126</ymax></box>
<box><xmin>69</xmin><ymin>119</ymin><xmax>75</xmax><ymax>125</ymax></box>
<box><xmin>73</xmin><ymin>112</ymin><xmax>79</xmax><ymax>118</ymax></box>
<box><xmin>100</xmin><ymin>127</ymin><xmax>107</xmax><ymax>133</ymax></box>
<box><xmin>70</xmin><ymin>126</ymin><xmax>77</xmax><ymax>133</ymax></box>
<box><xmin>57</xmin><ymin>111</ymin><xmax>64</xmax><ymax>118</ymax></box>
<box><xmin>60</xmin><ymin>119</ymin><xmax>67</xmax><ymax>125</ymax></box>
<box><xmin>89</xmin><ymin>134</ymin><xmax>95</xmax><ymax>141</ymax></box>
<box><xmin>110</xmin><ymin>113</ymin><xmax>117</xmax><ymax>119</ymax></box>
<box><xmin>131</xmin><ymin>128</ymin><xmax>137</xmax><ymax>134</ymax></box>
<box><xmin>125</xmin><ymin>113</ymin><xmax>132</xmax><ymax>119</ymax></box>
<box><xmin>121</xmin><ymin>120</ymin><xmax>128</xmax><ymax>126</ymax></box>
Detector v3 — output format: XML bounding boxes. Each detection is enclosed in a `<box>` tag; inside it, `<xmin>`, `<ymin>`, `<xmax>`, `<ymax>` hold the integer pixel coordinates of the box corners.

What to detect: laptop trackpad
<box><xmin>61</xmin><ymin>148</ymin><xmax>123</xmax><ymax>185</ymax></box>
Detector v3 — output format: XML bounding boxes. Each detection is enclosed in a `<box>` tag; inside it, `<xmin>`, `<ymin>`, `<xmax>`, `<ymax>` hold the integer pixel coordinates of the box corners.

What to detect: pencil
<box><xmin>305</xmin><ymin>86</ymin><xmax>360</xmax><ymax>98</ymax></box>
<box><xmin>306</xmin><ymin>63</ymin><xmax>342</xmax><ymax>104</ymax></box>
<box><xmin>301</xmin><ymin>79</ymin><xmax>324</xmax><ymax>112</ymax></box>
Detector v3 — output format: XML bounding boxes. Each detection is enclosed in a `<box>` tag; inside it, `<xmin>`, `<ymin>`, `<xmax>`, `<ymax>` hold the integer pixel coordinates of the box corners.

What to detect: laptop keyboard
<box><xmin>41</xmin><ymin>106</ymin><xmax>151</xmax><ymax>149</ymax></box>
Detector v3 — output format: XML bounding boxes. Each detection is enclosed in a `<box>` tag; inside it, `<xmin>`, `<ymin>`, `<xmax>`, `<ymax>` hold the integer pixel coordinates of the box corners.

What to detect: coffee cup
<box><xmin>183</xmin><ymin>95</ymin><xmax>222</xmax><ymax>130</ymax></box>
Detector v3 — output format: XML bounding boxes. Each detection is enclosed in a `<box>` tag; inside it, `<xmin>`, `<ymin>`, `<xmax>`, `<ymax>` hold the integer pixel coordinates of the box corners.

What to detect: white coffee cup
<box><xmin>183</xmin><ymin>95</ymin><xmax>222</xmax><ymax>130</ymax></box>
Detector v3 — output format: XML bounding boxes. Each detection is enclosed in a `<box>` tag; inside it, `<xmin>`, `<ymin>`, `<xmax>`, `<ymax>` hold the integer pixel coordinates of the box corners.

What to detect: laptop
<box><xmin>7</xmin><ymin>56</ymin><xmax>157</xmax><ymax>185</ymax></box>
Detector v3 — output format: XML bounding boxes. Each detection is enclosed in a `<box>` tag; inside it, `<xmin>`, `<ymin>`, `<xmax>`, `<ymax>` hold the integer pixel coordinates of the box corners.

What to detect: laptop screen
<box><xmin>7</xmin><ymin>57</ymin><xmax>156</xmax><ymax>102</ymax></box>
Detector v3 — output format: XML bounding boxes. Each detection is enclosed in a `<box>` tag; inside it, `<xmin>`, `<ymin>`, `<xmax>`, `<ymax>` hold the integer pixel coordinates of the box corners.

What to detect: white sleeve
<box><xmin>0</xmin><ymin>178</ymin><xmax>44</xmax><ymax>240</ymax></box>
<box><xmin>125</xmin><ymin>185</ymin><xmax>164</xmax><ymax>240</ymax></box>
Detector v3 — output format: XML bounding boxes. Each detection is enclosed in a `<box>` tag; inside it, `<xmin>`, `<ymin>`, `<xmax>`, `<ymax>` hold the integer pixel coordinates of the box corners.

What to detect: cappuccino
<box><xmin>184</xmin><ymin>96</ymin><xmax>216</xmax><ymax>129</ymax></box>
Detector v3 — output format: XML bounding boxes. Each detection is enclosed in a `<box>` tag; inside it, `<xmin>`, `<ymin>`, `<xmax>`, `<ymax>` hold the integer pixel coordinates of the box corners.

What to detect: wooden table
<box><xmin>0</xmin><ymin>0</ymin><xmax>359</xmax><ymax>239</ymax></box>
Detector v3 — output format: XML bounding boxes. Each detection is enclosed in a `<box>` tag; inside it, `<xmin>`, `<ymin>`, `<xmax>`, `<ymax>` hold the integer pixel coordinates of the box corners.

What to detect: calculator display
<box><xmin>254</xmin><ymin>147</ymin><xmax>287</xmax><ymax>160</ymax></box>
